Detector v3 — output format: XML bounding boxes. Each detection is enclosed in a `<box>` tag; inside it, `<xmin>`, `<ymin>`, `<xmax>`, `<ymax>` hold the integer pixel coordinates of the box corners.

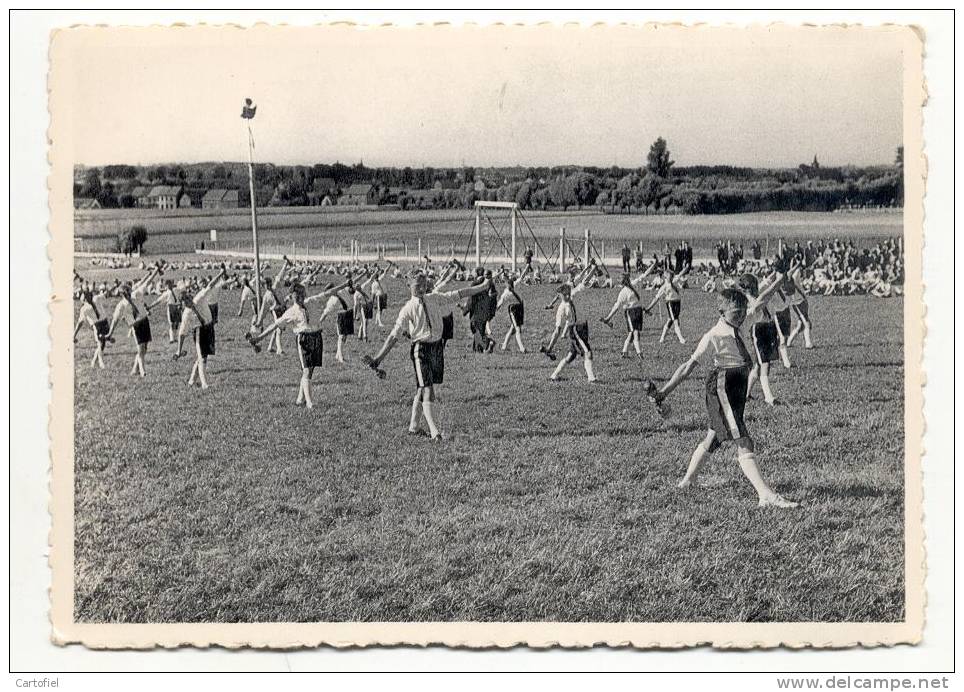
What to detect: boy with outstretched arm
<box><xmin>364</xmin><ymin>273</ymin><xmax>492</xmax><ymax>441</ymax></box>
<box><xmin>648</xmin><ymin>288</ymin><xmax>798</xmax><ymax>508</ymax></box>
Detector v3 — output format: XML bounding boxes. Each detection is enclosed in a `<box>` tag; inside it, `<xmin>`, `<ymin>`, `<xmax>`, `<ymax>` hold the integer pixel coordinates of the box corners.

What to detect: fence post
<box><xmin>559</xmin><ymin>227</ymin><xmax>566</xmax><ymax>274</ymax></box>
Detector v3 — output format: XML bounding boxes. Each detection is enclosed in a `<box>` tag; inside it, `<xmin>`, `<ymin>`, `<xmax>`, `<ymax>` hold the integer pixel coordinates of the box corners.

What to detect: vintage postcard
<box><xmin>48</xmin><ymin>21</ymin><xmax>924</xmax><ymax>649</ymax></box>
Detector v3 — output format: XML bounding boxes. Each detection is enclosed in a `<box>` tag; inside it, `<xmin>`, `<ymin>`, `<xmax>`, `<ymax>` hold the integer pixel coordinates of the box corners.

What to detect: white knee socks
<box><xmin>583</xmin><ymin>358</ymin><xmax>597</xmax><ymax>382</ymax></box>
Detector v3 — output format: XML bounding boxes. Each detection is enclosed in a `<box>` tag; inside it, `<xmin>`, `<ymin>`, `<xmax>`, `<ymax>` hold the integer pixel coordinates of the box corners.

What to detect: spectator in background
<box><xmin>621</xmin><ymin>243</ymin><xmax>631</xmax><ymax>273</ymax></box>
<box><xmin>674</xmin><ymin>242</ymin><xmax>686</xmax><ymax>273</ymax></box>
<box><xmin>682</xmin><ymin>241</ymin><xmax>694</xmax><ymax>271</ymax></box>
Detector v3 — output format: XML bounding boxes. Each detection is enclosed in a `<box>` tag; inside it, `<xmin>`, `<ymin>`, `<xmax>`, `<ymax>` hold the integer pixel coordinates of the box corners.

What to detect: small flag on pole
<box><xmin>241</xmin><ymin>98</ymin><xmax>257</xmax><ymax>119</ymax></box>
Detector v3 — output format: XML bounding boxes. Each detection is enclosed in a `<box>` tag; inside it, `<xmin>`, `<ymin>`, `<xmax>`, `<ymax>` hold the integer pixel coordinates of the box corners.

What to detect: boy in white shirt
<box><xmin>648</xmin><ymin>288</ymin><xmax>797</xmax><ymax>508</ymax></box>
<box><xmin>174</xmin><ymin>267</ymin><xmax>226</xmax><ymax>389</ymax></box>
<box><xmin>542</xmin><ymin>283</ymin><xmax>597</xmax><ymax>383</ymax></box>
<box><xmin>256</xmin><ymin>259</ymin><xmax>292</xmax><ymax>355</ymax></box>
<box><xmin>784</xmin><ymin>266</ymin><xmax>814</xmax><ymax>349</ymax></box>
<box><xmin>316</xmin><ymin>283</ymin><xmax>356</xmax><ymax>363</ymax></box>
<box><xmin>148</xmin><ymin>280</ymin><xmax>181</xmax><ymax>344</ymax></box>
<box><xmin>495</xmin><ymin>274</ymin><xmax>528</xmax><ymax>353</ymax></box>
<box><xmin>73</xmin><ymin>289</ymin><xmax>112</xmax><ymax>369</ymax></box>
<box><xmin>644</xmin><ymin>266</ymin><xmax>688</xmax><ymax>345</ymax></box>
<box><xmin>107</xmin><ymin>265</ymin><xmax>160</xmax><ymax>377</ymax></box>
<box><xmin>366</xmin><ymin>273</ymin><xmax>492</xmax><ymax>441</ymax></box>
<box><xmin>247</xmin><ymin>279</ymin><xmax>351</xmax><ymax>407</ymax></box>
<box><xmin>601</xmin><ymin>262</ymin><xmax>657</xmax><ymax>359</ymax></box>
<box><xmin>369</xmin><ymin>262</ymin><xmax>394</xmax><ymax>328</ymax></box>
<box><xmin>237</xmin><ymin>276</ymin><xmax>257</xmax><ymax>319</ymax></box>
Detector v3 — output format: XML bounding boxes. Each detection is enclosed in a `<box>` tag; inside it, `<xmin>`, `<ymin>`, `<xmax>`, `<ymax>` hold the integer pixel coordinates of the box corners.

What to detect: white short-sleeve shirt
<box><xmin>391</xmin><ymin>291</ymin><xmax>459</xmax><ymax>343</ymax></box>
<box><xmin>555</xmin><ymin>300</ymin><xmax>576</xmax><ymax>331</ymax></box>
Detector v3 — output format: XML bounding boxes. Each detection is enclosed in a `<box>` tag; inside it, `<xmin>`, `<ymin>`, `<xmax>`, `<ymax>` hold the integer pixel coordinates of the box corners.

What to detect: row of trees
<box><xmin>76</xmin><ymin>138</ymin><xmax>904</xmax><ymax>214</ymax></box>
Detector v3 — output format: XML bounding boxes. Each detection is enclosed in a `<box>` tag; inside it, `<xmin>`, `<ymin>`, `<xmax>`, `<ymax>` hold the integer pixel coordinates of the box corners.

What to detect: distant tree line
<box><xmin>74</xmin><ymin>138</ymin><xmax>904</xmax><ymax>214</ymax></box>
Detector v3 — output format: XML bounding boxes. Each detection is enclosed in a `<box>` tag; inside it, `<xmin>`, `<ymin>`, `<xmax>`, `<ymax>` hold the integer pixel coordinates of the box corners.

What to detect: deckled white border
<box><xmin>11</xmin><ymin>9</ymin><xmax>948</xmax><ymax>672</ymax></box>
<box><xmin>45</xmin><ymin>19</ymin><xmax>927</xmax><ymax>652</ymax></box>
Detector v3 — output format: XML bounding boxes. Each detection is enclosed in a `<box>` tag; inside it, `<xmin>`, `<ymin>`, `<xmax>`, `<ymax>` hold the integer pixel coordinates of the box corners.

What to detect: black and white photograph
<box><xmin>42</xmin><ymin>19</ymin><xmax>927</xmax><ymax>650</ymax></box>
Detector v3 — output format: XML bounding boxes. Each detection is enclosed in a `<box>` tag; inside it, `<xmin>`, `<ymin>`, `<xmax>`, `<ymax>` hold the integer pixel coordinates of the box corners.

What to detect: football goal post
<box><xmin>473</xmin><ymin>201</ymin><xmax>520</xmax><ymax>270</ymax></box>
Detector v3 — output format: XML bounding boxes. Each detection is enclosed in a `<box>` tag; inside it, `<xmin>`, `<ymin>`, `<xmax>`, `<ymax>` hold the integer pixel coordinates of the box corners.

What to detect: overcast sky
<box><xmin>61</xmin><ymin>24</ymin><xmax>905</xmax><ymax>169</ymax></box>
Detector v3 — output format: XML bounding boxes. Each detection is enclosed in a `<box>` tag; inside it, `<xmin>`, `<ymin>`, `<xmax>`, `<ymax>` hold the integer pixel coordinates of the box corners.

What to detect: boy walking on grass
<box><xmin>648</xmin><ymin>288</ymin><xmax>798</xmax><ymax>508</ymax></box>
<box><xmin>365</xmin><ymin>273</ymin><xmax>492</xmax><ymax>441</ymax></box>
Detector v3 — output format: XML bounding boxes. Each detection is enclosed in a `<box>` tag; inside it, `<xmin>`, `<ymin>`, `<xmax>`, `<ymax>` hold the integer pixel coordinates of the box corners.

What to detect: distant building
<box><xmin>338</xmin><ymin>183</ymin><xmax>378</xmax><ymax>206</ymax></box>
<box><xmin>147</xmin><ymin>185</ymin><xmax>183</xmax><ymax>210</ymax></box>
<box><xmin>131</xmin><ymin>185</ymin><xmax>151</xmax><ymax>208</ymax></box>
<box><xmin>201</xmin><ymin>189</ymin><xmax>239</xmax><ymax>210</ymax></box>
<box><xmin>73</xmin><ymin>197</ymin><xmax>101</xmax><ymax>210</ymax></box>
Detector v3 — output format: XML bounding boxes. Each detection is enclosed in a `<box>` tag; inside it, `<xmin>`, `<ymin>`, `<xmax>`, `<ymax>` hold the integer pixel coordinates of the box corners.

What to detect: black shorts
<box><xmin>132</xmin><ymin>316</ymin><xmax>152</xmax><ymax>346</ymax></box>
<box><xmin>411</xmin><ymin>339</ymin><xmax>444</xmax><ymax>388</ymax></box>
<box><xmin>196</xmin><ymin>322</ymin><xmax>216</xmax><ymax>358</ymax></box>
<box><xmin>336</xmin><ymin>310</ymin><xmax>355</xmax><ymax>336</ymax></box>
<box><xmin>625</xmin><ymin>306</ymin><xmax>644</xmax><ymax>332</ymax></box>
<box><xmin>297</xmin><ymin>330</ymin><xmax>324</xmax><ymax>368</ymax></box>
<box><xmin>665</xmin><ymin>300</ymin><xmax>682</xmax><ymax>321</ymax></box>
<box><xmin>441</xmin><ymin>313</ymin><xmax>454</xmax><ymax>341</ymax></box>
<box><xmin>508</xmin><ymin>302</ymin><xmax>525</xmax><ymax>327</ymax></box>
<box><xmin>705</xmin><ymin>367</ymin><xmax>750</xmax><ymax>450</ymax></box>
<box><xmin>774</xmin><ymin>308</ymin><xmax>792</xmax><ymax>337</ymax></box>
<box><xmin>568</xmin><ymin>321</ymin><xmax>591</xmax><ymax>358</ymax></box>
<box><xmin>167</xmin><ymin>304</ymin><xmax>182</xmax><ymax>329</ymax></box>
<box><xmin>377</xmin><ymin>294</ymin><xmax>388</xmax><ymax>310</ymax></box>
<box><xmin>93</xmin><ymin>319</ymin><xmax>110</xmax><ymax>347</ymax></box>
<box><xmin>791</xmin><ymin>301</ymin><xmax>810</xmax><ymax>323</ymax></box>
<box><xmin>751</xmin><ymin>321</ymin><xmax>779</xmax><ymax>365</ymax></box>
<box><xmin>362</xmin><ymin>303</ymin><xmax>374</xmax><ymax>319</ymax></box>
<box><xmin>209</xmin><ymin>303</ymin><xmax>219</xmax><ymax>325</ymax></box>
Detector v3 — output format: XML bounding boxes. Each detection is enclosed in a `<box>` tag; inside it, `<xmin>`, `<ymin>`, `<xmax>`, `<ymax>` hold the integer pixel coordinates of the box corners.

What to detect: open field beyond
<box><xmin>73</xmin><ymin>274</ymin><xmax>905</xmax><ymax>623</ymax></box>
<box><xmin>74</xmin><ymin>209</ymin><xmax>902</xmax><ymax>260</ymax></box>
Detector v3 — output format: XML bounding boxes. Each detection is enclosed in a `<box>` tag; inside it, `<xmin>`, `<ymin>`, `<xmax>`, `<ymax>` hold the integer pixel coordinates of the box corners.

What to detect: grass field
<box><xmin>73</xmin><ymin>271</ymin><xmax>905</xmax><ymax>623</ymax></box>
<box><xmin>74</xmin><ymin>208</ymin><xmax>902</xmax><ymax>260</ymax></box>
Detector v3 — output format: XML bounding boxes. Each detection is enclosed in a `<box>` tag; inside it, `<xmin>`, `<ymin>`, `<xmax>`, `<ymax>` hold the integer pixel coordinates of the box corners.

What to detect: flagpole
<box><xmin>245</xmin><ymin>121</ymin><xmax>262</xmax><ymax>315</ymax></box>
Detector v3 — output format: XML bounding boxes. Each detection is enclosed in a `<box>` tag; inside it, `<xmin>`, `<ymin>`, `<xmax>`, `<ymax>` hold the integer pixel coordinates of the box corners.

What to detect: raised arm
<box><xmin>757</xmin><ymin>271</ymin><xmax>787</xmax><ymax>304</ymax></box>
<box><xmin>433</xmin><ymin>267</ymin><xmax>456</xmax><ymax>293</ymax></box>
<box><xmin>304</xmin><ymin>279</ymin><xmax>352</xmax><ymax>305</ymax></box>
<box><xmin>452</xmin><ymin>277</ymin><xmax>492</xmax><ymax>301</ymax></box>
<box><xmin>133</xmin><ymin>265</ymin><xmax>161</xmax><ymax>292</ymax></box>
<box><xmin>630</xmin><ymin>261</ymin><xmax>658</xmax><ymax>286</ymax></box>
<box><xmin>271</xmin><ymin>258</ymin><xmax>292</xmax><ymax>290</ymax></box>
